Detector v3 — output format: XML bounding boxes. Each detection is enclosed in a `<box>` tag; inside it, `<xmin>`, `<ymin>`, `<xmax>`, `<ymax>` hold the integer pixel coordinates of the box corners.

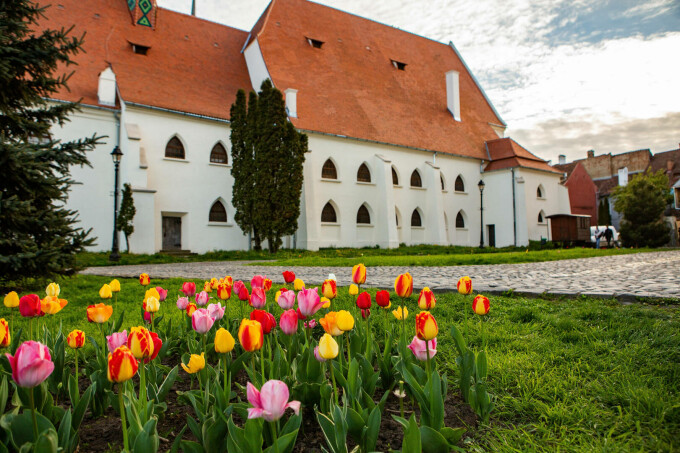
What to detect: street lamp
<box><xmin>478</xmin><ymin>179</ymin><xmax>485</xmax><ymax>249</ymax></box>
<box><xmin>109</xmin><ymin>146</ymin><xmax>123</xmax><ymax>262</ymax></box>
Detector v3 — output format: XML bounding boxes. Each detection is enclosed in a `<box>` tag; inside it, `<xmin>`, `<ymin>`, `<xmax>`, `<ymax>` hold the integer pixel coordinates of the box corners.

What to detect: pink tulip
<box><xmin>181</xmin><ymin>282</ymin><xmax>196</xmax><ymax>297</ymax></box>
<box><xmin>279</xmin><ymin>309</ymin><xmax>298</xmax><ymax>335</ymax></box>
<box><xmin>155</xmin><ymin>287</ymin><xmax>168</xmax><ymax>302</ymax></box>
<box><xmin>247</xmin><ymin>380</ymin><xmax>301</xmax><ymax>422</ymax></box>
<box><xmin>107</xmin><ymin>330</ymin><xmax>128</xmax><ymax>353</ymax></box>
<box><xmin>143</xmin><ymin>312</ymin><xmax>152</xmax><ymax>324</ymax></box>
<box><xmin>408</xmin><ymin>336</ymin><xmax>437</xmax><ymax>361</ymax></box>
<box><xmin>195</xmin><ymin>291</ymin><xmax>210</xmax><ymax>306</ymax></box>
<box><xmin>313</xmin><ymin>346</ymin><xmax>326</xmax><ymax>362</ymax></box>
<box><xmin>304</xmin><ymin>319</ymin><xmax>317</xmax><ymax>329</ymax></box>
<box><xmin>192</xmin><ymin>308</ymin><xmax>215</xmax><ymax>334</ymax></box>
<box><xmin>234</xmin><ymin>281</ymin><xmax>249</xmax><ymax>301</ymax></box>
<box><xmin>250</xmin><ymin>287</ymin><xmax>266</xmax><ymax>308</ymax></box>
<box><xmin>176</xmin><ymin>296</ymin><xmax>189</xmax><ymax>310</ymax></box>
<box><xmin>297</xmin><ymin>288</ymin><xmax>323</xmax><ymax>318</ymax></box>
<box><xmin>5</xmin><ymin>341</ymin><xmax>54</xmax><ymax>388</ymax></box>
<box><xmin>277</xmin><ymin>290</ymin><xmax>295</xmax><ymax>310</ymax></box>
<box><xmin>207</xmin><ymin>303</ymin><xmax>225</xmax><ymax>321</ymax></box>
<box><xmin>296</xmin><ymin>307</ymin><xmax>306</xmax><ymax>320</ymax></box>
<box><xmin>251</xmin><ymin>275</ymin><xmax>265</xmax><ymax>289</ymax></box>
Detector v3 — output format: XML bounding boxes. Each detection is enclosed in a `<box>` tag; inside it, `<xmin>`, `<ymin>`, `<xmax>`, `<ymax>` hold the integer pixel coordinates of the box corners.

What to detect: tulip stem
<box><xmin>425</xmin><ymin>340</ymin><xmax>432</xmax><ymax>383</ymax></box>
<box><xmin>28</xmin><ymin>318</ymin><xmax>32</xmax><ymax>342</ymax></box>
<box><xmin>139</xmin><ymin>363</ymin><xmax>147</xmax><ymax>421</ymax></box>
<box><xmin>119</xmin><ymin>387</ymin><xmax>129</xmax><ymax>452</ymax></box>
<box><xmin>202</xmin><ymin>334</ymin><xmax>209</xmax><ymax>413</ymax></box>
<box><xmin>99</xmin><ymin>324</ymin><xmax>107</xmax><ymax>359</ymax></box>
<box><xmin>223</xmin><ymin>354</ymin><xmax>230</xmax><ymax>398</ymax></box>
<box><xmin>481</xmin><ymin>316</ymin><xmax>485</xmax><ymax>350</ymax></box>
<box><xmin>365</xmin><ymin>316</ymin><xmax>371</xmax><ymax>358</ymax></box>
<box><xmin>338</xmin><ymin>335</ymin><xmax>345</xmax><ymax>374</ymax></box>
<box><xmin>29</xmin><ymin>388</ymin><xmax>38</xmax><ymax>440</ymax></box>
<box><xmin>260</xmin><ymin>343</ymin><xmax>266</xmax><ymax>383</ymax></box>
<box><xmin>330</xmin><ymin>360</ymin><xmax>339</xmax><ymax>405</ymax></box>
<box><xmin>345</xmin><ymin>334</ymin><xmax>351</xmax><ymax>366</ymax></box>
<box><xmin>269</xmin><ymin>421</ymin><xmax>279</xmax><ymax>452</ymax></box>
<box><xmin>75</xmin><ymin>350</ymin><xmax>79</xmax><ymax>396</ymax></box>
<box><xmin>10</xmin><ymin>310</ymin><xmax>13</xmax><ymax>343</ymax></box>
<box><xmin>464</xmin><ymin>296</ymin><xmax>469</xmax><ymax>340</ymax></box>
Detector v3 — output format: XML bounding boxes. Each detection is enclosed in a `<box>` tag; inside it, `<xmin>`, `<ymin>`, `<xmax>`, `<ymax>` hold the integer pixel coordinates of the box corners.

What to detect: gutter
<box><xmin>511</xmin><ymin>168</ymin><xmax>517</xmax><ymax>246</ymax></box>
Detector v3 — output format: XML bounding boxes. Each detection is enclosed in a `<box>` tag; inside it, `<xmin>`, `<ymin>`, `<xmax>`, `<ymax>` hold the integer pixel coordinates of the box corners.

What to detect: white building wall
<box><xmin>438</xmin><ymin>154</ymin><xmax>483</xmax><ymax>246</ymax></box>
<box><xmin>480</xmin><ymin>170</ymin><xmax>516</xmax><ymax>247</ymax></box>
<box><xmin>517</xmin><ymin>169</ymin><xmax>571</xmax><ymax>242</ymax></box>
<box><xmin>243</xmin><ymin>39</ymin><xmax>272</xmax><ymax>92</ymax></box>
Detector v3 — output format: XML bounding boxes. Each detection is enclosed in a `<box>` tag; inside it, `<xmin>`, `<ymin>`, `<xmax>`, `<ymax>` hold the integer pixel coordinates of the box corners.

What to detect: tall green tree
<box><xmin>0</xmin><ymin>1</ymin><xmax>101</xmax><ymax>282</ymax></box>
<box><xmin>612</xmin><ymin>170</ymin><xmax>671</xmax><ymax>247</ymax></box>
<box><xmin>116</xmin><ymin>183</ymin><xmax>136</xmax><ymax>252</ymax></box>
<box><xmin>229</xmin><ymin>80</ymin><xmax>307</xmax><ymax>253</ymax></box>
<box><xmin>598</xmin><ymin>198</ymin><xmax>611</xmax><ymax>225</ymax></box>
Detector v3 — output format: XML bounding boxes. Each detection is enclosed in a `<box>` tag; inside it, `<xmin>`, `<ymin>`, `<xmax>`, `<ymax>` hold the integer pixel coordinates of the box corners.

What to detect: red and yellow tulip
<box><xmin>417</xmin><ymin>287</ymin><xmax>436</xmax><ymax>310</ymax></box>
<box><xmin>394</xmin><ymin>273</ymin><xmax>413</xmax><ymax>298</ymax></box>
<box><xmin>107</xmin><ymin>346</ymin><xmax>138</xmax><ymax>383</ymax></box>
<box><xmin>472</xmin><ymin>295</ymin><xmax>490</xmax><ymax>315</ymax></box>
<box><xmin>352</xmin><ymin>264</ymin><xmax>366</xmax><ymax>285</ymax></box>
<box><xmin>415</xmin><ymin>311</ymin><xmax>438</xmax><ymax>341</ymax></box>
<box><xmin>238</xmin><ymin>319</ymin><xmax>264</xmax><ymax>352</ymax></box>
<box><xmin>457</xmin><ymin>276</ymin><xmax>473</xmax><ymax>295</ymax></box>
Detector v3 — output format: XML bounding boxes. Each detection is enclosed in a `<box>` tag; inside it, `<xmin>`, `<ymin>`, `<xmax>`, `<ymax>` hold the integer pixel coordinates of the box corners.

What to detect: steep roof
<box><xmin>251</xmin><ymin>0</ymin><xmax>505</xmax><ymax>159</ymax></box>
<box><xmin>484</xmin><ymin>138</ymin><xmax>560</xmax><ymax>173</ymax></box>
<box><xmin>39</xmin><ymin>0</ymin><xmax>252</xmax><ymax>120</ymax></box>
<box><xmin>649</xmin><ymin>147</ymin><xmax>680</xmax><ymax>186</ymax></box>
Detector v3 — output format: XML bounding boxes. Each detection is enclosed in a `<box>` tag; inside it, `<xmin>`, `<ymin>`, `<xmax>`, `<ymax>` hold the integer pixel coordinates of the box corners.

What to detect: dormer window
<box><xmin>306</xmin><ymin>37</ymin><xmax>324</xmax><ymax>49</ymax></box>
<box><xmin>131</xmin><ymin>44</ymin><xmax>149</xmax><ymax>55</ymax></box>
<box><xmin>391</xmin><ymin>60</ymin><xmax>407</xmax><ymax>70</ymax></box>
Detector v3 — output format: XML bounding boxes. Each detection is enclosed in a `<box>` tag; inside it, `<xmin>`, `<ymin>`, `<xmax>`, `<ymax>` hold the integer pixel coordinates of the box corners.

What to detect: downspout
<box><xmin>511</xmin><ymin>168</ymin><xmax>517</xmax><ymax>246</ymax></box>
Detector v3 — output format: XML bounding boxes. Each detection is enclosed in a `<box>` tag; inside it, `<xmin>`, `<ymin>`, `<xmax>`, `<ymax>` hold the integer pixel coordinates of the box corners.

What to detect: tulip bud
<box><xmin>181</xmin><ymin>281</ymin><xmax>197</xmax><ymax>297</ymax></box>
<box><xmin>177</xmin><ymin>296</ymin><xmax>189</xmax><ymax>310</ymax></box>
<box><xmin>318</xmin><ymin>333</ymin><xmax>339</xmax><ymax>360</ymax></box>
<box><xmin>472</xmin><ymin>295</ymin><xmax>490</xmax><ymax>315</ymax></box>
<box><xmin>0</xmin><ymin>319</ymin><xmax>10</xmax><ymax>348</ymax></box>
<box><xmin>144</xmin><ymin>296</ymin><xmax>160</xmax><ymax>313</ymax></box>
<box><xmin>181</xmin><ymin>353</ymin><xmax>205</xmax><ymax>374</ymax></box>
<box><xmin>210</xmin><ymin>278</ymin><xmax>219</xmax><ymax>290</ymax></box>
<box><xmin>155</xmin><ymin>287</ymin><xmax>168</xmax><ymax>301</ymax></box>
<box><xmin>279</xmin><ymin>309</ymin><xmax>298</xmax><ymax>335</ymax></box>
<box><xmin>250</xmin><ymin>287</ymin><xmax>266</xmax><ymax>309</ymax></box>
<box><xmin>127</xmin><ymin>326</ymin><xmax>155</xmax><ymax>360</ymax></box>
<box><xmin>66</xmin><ymin>330</ymin><xmax>86</xmax><ymax>349</ymax></box>
<box><xmin>186</xmin><ymin>302</ymin><xmax>197</xmax><ymax>317</ymax></box>
<box><xmin>107</xmin><ymin>345</ymin><xmax>138</xmax><ymax>383</ymax></box>
<box><xmin>192</xmin><ymin>308</ymin><xmax>215</xmax><ymax>334</ymax></box>
<box><xmin>319</xmin><ymin>312</ymin><xmax>343</xmax><ymax>336</ymax></box>
<box><xmin>277</xmin><ymin>290</ymin><xmax>295</xmax><ymax>310</ymax></box>
<box><xmin>107</xmin><ymin>330</ymin><xmax>128</xmax><ymax>353</ymax></box>
<box><xmin>352</xmin><ymin>263</ymin><xmax>367</xmax><ymax>285</ymax></box>
<box><xmin>321</xmin><ymin>279</ymin><xmax>337</xmax><ymax>299</ymax></box>
<box><xmin>250</xmin><ymin>309</ymin><xmax>276</xmax><ymax>334</ymax></box>
<box><xmin>376</xmin><ymin>290</ymin><xmax>391</xmax><ymax>308</ymax></box>
<box><xmin>139</xmin><ymin>273</ymin><xmax>150</xmax><ymax>286</ymax></box>
<box><xmin>195</xmin><ymin>291</ymin><xmax>210</xmax><ymax>306</ymax></box>
<box><xmin>110</xmin><ymin>279</ymin><xmax>121</xmax><ymax>293</ymax></box>
<box><xmin>203</xmin><ymin>281</ymin><xmax>212</xmax><ymax>293</ymax></box>
<box><xmin>336</xmin><ymin>310</ymin><xmax>355</xmax><ymax>331</ymax></box>
<box><xmin>238</xmin><ymin>319</ymin><xmax>264</xmax><ymax>352</ymax></box>
<box><xmin>19</xmin><ymin>294</ymin><xmax>42</xmax><ymax>318</ymax></box>
<box><xmin>215</xmin><ymin>328</ymin><xmax>235</xmax><ymax>353</ymax></box>
<box><xmin>99</xmin><ymin>284</ymin><xmax>113</xmax><ymax>299</ymax></box>
<box><xmin>45</xmin><ymin>282</ymin><xmax>60</xmax><ymax>298</ymax></box>
<box><xmin>207</xmin><ymin>303</ymin><xmax>225</xmax><ymax>321</ymax></box>
<box><xmin>293</xmin><ymin>278</ymin><xmax>305</xmax><ymax>291</ymax></box>
<box><xmin>4</xmin><ymin>292</ymin><xmax>19</xmax><ymax>308</ymax></box>
<box><xmin>349</xmin><ymin>284</ymin><xmax>359</xmax><ymax>296</ymax></box>
<box><xmin>356</xmin><ymin>291</ymin><xmax>371</xmax><ymax>309</ymax></box>
<box><xmin>321</xmin><ymin>297</ymin><xmax>331</xmax><ymax>309</ymax></box>
<box><xmin>282</xmin><ymin>270</ymin><xmax>295</xmax><ymax>284</ymax></box>
<box><xmin>457</xmin><ymin>276</ymin><xmax>473</xmax><ymax>295</ymax></box>
<box><xmin>408</xmin><ymin>336</ymin><xmax>437</xmax><ymax>361</ymax></box>
<box><xmin>217</xmin><ymin>284</ymin><xmax>232</xmax><ymax>300</ymax></box>
<box><xmin>417</xmin><ymin>287</ymin><xmax>436</xmax><ymax>310</ymax></box>
<box><xmin>6</xmin><ymin>341</ymin><xmax>54</xmax><ymax>387</ymax></box>
<box><xmin>415</xmin><ymin>312</ymin><xmax>438</xmax><ymax>341</ymax></box>
<box><xmin>394</xmin><ymin>273</ymin><xmax>413</xmax><ymax>298</ymax></box>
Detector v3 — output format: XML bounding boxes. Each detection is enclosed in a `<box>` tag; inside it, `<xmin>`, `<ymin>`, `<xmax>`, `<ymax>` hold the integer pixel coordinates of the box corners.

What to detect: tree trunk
<box><xmin>253</xmin><ymin>228</ymin><xmax>262</xmax><ymax>251</ymax></box>
<box><xmin>125</xmin><ymin>234</ymin><xmax>130</xmax><ymax>253</ymax></box>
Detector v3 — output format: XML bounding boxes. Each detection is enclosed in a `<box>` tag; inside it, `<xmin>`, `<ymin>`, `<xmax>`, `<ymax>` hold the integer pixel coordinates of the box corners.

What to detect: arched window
<box><xmin>322</xmin><ymin>159</ymin><xmax>337</xmax><ymax>179</ymax></box>
<box><xmin>210</xmin><ymin>143</ymin><xmax>228</xmax><ymax>164</ymax></box>
<box><xmin>356</xmin><ymin>205</ymin><xmax>371</xmax><ymax>224</ymax></box>
<box><xmin>392</xmin><ymin>167</ymin><xmax>399</xmax><ymax>185</ymax></box>
<box><xmin>538</xmin><ymin>211</ymin><xmax>545</xmax><ymax>223</ymax></box>
<box><xmin>395</xmin><ymin>207</ymin><xmax>401</xmax><ymax>227</ymax></box>
<box><xmin>456</xmin><ymin>211</ymin><xmax>465</xmax><ymax>228</ymax></box>
<box><xmin>165</xmin><ymin>136</ymin><xmax>185</xmax><ymax>159</ymax></box>
<box><xmin>440</xmin><ymin>174</ymin><xmax>445</xmax><ymax>190</ymax></box>
<box><xmin>209</xmin><ymin>201</ymin><xmax>227</xmax><ymax>222</ymax></box>
<box><xmin>357</xmin><ymin>163</ymin><xmax>371</xmax><ymax>182</ymax></box>
<box><xmin>411</xmin><ymin>209</ymin><xmax>422</xmax><ymax>227</ymax></box>
<box><xmin>537</xmin><ymin>185</ymin><xmax>544</xmax><ymax>198</ymax></box>
<box><xmin>410</xmin><ymin>170</ymin><xmax>422</xmax><ymax>187</ymax></box>
<box><xmin>455</xmin><ymin>175</ymin><xmax>465</xmax><ymax>192</ymax></box>
<box><xmin>321</xmin><ymin>202</ymin><xmax>337</xmax><ymax>223</ymax></box>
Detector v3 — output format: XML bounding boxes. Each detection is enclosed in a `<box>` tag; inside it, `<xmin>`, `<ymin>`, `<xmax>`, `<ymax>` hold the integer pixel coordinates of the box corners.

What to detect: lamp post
<box><xmin>478</xmin><ymin>179</ymin><xmax>485</xmax><ymax>249</ymax></box>
<box><xmin>109</xmin><ymin>146</ymin><xmax>123</xmax><ymax>262</ymax></box>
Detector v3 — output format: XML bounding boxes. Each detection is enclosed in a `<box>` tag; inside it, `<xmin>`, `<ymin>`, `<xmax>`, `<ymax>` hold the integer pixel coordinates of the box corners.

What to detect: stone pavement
<box><xmin>81</xmin><ymin>250</ymin><xmax>680</xmax><ymax>301</ymax></box>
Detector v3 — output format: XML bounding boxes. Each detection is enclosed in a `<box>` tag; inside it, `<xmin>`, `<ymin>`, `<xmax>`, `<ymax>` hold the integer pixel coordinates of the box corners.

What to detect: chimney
<box><xmin>587</xmin><ymin>149</ymin><xmax>595</xmax><ymax>158</ymax></box>
<box><xmin>618</xmin><ymin>167</ymin><xmax>628</xmax><ymax>186</ymax></box>
<box><xmin>558</xmin><ymin>154</ymin><xmax>566</xmax><ymax>164</ymax></box>
<box><xmin>285</xmin><ymin>89</ymin><xmax>298</xmax><ymax>118</ymax></box>
<box><xmin>97</xmin><ymin>67</ymin><xmax>116</xmax><ymax>106</ymax></box>
<box><xmin>445</xmin><ymin>70</ymin><xmax>461</xmax><ymax>121</ymax></box>
<box><xmin>191</xmin><ymin>0</ymin><xmax>196</xmax><ymax>16</ymax></box>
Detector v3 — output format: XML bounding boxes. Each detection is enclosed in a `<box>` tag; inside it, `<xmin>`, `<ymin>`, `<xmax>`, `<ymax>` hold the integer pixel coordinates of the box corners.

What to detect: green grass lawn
<box><xmin>76</xmin><ymin>244</ymin><xmax>671</xmax><ymax>268</ymax></box>
<box><xmin>4</xmin><ymin>274</ymin><xmax>678</xmax><ymax>451</ymax></box>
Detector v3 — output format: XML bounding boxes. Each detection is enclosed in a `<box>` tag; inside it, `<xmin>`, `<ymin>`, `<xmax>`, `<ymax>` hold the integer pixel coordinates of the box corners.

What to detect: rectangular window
<box><xmin>132</xmin><ymin>44</ymin><xmax>150</xmax><ymax>55</ymax></box>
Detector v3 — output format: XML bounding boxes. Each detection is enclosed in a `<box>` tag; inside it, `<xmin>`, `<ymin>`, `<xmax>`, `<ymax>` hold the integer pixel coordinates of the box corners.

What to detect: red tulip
<box><xmin>375</xmin><ymin>290</ymin><xmax>391</xmax><ymax>308</ymax></box>
<box><xmin>356</xmin><ymin>291</ymin><xmax>371</xmax><ymax>310</ymax></box>
<box><xmin>250</xmin><ymin>309</ymin><xmax>276</xmax><ymax>334</ymax></box>
<box><xmin>282</xmin><ymin>271</ymin><xmax>295</xmax><ymax>284</ymax></box>
<box><xmin>19</xmin><ymin>294</ymin><xmax>42</xmax><ymax>318</ymax></box>
<box><xmin>181</xmin><ymin>282</ymin><xmax>196</xmax><ymax>297</ymax></box>
<box><xmin>145</xmin><ymin>332</ymin><xmax>162</xmax><ymax>364</ymax></box>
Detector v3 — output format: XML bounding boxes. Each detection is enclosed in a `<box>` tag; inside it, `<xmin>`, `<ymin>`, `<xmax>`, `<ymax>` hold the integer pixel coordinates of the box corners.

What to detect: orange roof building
<box><xmin>39</xmin><ymin>0</ymin><xmax>571</xmax><ymax>253</ymax></box>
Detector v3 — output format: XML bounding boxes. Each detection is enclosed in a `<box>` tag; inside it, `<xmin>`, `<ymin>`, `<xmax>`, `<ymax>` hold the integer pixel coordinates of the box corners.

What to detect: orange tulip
<box><xmin>66</xmin><ymin>330</ymin><xmax>86</xmax><ymax>349</ymax></box>
<box><xmin>415</xmin><ymin>311</ymin><xmax>438</xmax><ymax>341</ymax></box>
<box><xmin>319</xmin><ymin>312</ymin><xmax>344</xmax><ymax>336</ymax></box>
<box><xmin>457</xmin><ymin>276</ymin><xmax>473</xmax><ymax>295</ymax></box>
<box><xmin>107</xmin><ymin>345</ymin><xmax>138</xmax><ymax>383</ymax></box>
<box><xmin>139</xmin><ymin>273</ymin><xmax>151</xmax><ymax>286</ymax></box>
<box><xmin>238</xmin><ymin>319</ymin><xmax>264</xmax><ymax>352</ymax></box>
<box><xmin>86</xmin><ymin>303</ymin><xmax>113</xmax><ymax>323</ymax></box>
<box><xmin>352</xmin><ymin>264</ymin><xmax>366</xmax><ymax>285</ymax></box>
<box><xmin>472</xmin><ymin>295</ymin><xmax>490</xmax><ymax>315</ymax></box>
<box><xmin>394</xmin><ymin>273</ymin><xmax>413</xmax><ymax>298</ymax></box>
<box><xmin>41</xmin><ymin>296</ymin><xmax>68</xmax><ymax>315</ymax></box>
<box><xmin>417</xmin><ymin>287</ymin><xmax>436</xmax><ymax>310</ymax></box>
<box><xmin>127</xmin><ymin>326</ymin><xmax>154</xmax><ymax>360</ymax></box>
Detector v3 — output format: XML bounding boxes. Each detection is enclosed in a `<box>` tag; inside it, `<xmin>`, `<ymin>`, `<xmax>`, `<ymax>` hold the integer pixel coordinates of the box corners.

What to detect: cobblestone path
<box><xmin>81</xmin><ymin>251</ymin><xmax>680</xmax><ymax>300</ymax></box>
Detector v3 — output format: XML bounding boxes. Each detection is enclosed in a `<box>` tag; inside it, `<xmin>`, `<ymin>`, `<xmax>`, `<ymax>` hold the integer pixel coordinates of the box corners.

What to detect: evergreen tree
<box><xmin>612</xmin><ymin>170</ymin><xmax>671</xmax><ymax>247</ymax></box>
<box><xmin>116</xmin><ymin>183</ymin><xmax>136</xmax><ymax>252</ymax></box>
<box><xmin>598</xmin><ymin>198</ymin><xmax>611</xmax><ymax>225</ymax></box>
<box><xmin>0</xmin><ymin>1</ymin><xmax>101</xmax><ymax>282</ymax></box>
<box><xmin>229</xmin><ymin>80</ymin><xmax>307</xmax><ymax>253</ymax></box>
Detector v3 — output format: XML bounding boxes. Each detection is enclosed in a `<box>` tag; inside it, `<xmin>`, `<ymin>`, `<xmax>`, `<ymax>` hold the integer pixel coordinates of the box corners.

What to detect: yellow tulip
<box><xmin>293</xmin><ymin>278</ymin><xmax>305</xmax><ymax>291</ymax></box>
<box><xmin>99</xmin><ymin>284</ymin><xmax>113</xmax><ymax>299</ymax></box>
<box><xmin>318</xmin><ymin>333</ymin><xmax>339</xmax><ymax>360</ymax></box>
<box><xmin>181</xmin><ymin>353</ymin><xmax>205</xmax><ymax>374</ymax></box>
<box><xmin>110</xmin><ymin>279</ymin><xmax>121</xmax><ymax>293</ymax></box>
<box><xmin>4</xmin><ymin>291</ymin><xmax>19</xmax><ymax>308</ymax></box>
<box><xmin>203</xmin><ymin>281</ymin><xmax>212</xmax><ymax>293</ymax></box>
<box><xmin>336</xmin><ymin>310</ymin><xmax>355</xmax><ymax>331</ymax></box>
<box><xmin>321</xmin><ymin>297</ymin><xmax>331</xmax><ymax>309</ymax></box>
<box><xmin>392</xmin><ymin>306</ymin><xmax>409</xmax><ymax>320</ymax></box>
<box><xmin>215</xmin><ymin>328</ymin><xmax>235</xmax><ymax>353</ymax></box>
<box><xmin>349</xmin><ymin>284</ymin><xmax>359</xmax><ymax>296</ymax></box>
<box><xmin>144</xmin><ymin>287</ymin><xmax>160</xmax><ymax>302</ymax></box>
<box><xmin>46</xmin><ymin>282</ymin><xmax>60</xmax><ymax>298</ymax></box>
<box><xmin>210</xmin><ymin>278</ymin><xmax>219</xmax><ymax>290</ymax></box>
<box><xmin>144</xmin><ymin>296</ymin><xmax>160</xmax><ymax>313</ymax></box>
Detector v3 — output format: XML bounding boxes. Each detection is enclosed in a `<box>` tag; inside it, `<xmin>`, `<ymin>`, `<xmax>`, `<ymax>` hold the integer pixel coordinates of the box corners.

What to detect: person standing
<box><xmin>604</xmin><ymin>225</ymin><xmax>613</xmax><ymax>248</ymax></box>
<box><xmin>594</xmin><ymin>226</ymin><xmax>601</xmax><ymax>249</ymax></box>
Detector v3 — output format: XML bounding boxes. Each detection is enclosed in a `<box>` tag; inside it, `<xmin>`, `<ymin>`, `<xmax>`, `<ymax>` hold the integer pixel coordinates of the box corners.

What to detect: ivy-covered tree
<box><xmin>612</xmin><ymin>170</ymin><xmax>671</xmax><ymax>247</ymax></box>
<box><xmin>229</xmin><ymin>80</ymin><xmax>307</xmax><ymax>253</ymax></box>
<box><xmin>116</xmin><ymin>183</ymin><xmax>136</xmax><ymax>252</ymax></box>
<box><xmin>0</xmin><ymin>1</ymin><xmax>102</xmax><ymax>282</ymax></box>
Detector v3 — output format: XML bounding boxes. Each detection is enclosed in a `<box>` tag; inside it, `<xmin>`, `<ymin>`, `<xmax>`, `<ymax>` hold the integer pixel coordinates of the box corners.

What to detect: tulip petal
<box><xmin>285</xmin><ymin>400</ymin><xmax>301</xmax><ymax>416</ymax></box>
<box><xmin>247</xmin><ymin>382</ymin><xmax>262</xmax><ymax>408</ymax></box>
<box><xmin>247</xmin><ymin>408</ymin><xmax>265</xmax><ymax>419</ymax></box>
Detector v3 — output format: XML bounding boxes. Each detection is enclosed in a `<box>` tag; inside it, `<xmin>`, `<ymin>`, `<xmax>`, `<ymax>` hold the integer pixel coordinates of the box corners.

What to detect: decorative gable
<box><xmin>126</xmin><ymin>0</ymin><xmax>157</xmax><ymax>28</ymax></box>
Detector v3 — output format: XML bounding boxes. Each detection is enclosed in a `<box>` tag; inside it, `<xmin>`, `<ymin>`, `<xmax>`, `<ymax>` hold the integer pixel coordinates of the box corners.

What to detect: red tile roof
<box><xmin>39</xmin><ymin>0</ymin><xmax>252</xmax><ymax>120</ymax></box>
<box><xmin>484</xmin><ymin>138</ymin><xmax>560</xmax><ymax>173</ymax></box>
<box><xmin>251</xmin><ymin>0</ymin><xmax>505</xmax><ymax>160</ymax></box>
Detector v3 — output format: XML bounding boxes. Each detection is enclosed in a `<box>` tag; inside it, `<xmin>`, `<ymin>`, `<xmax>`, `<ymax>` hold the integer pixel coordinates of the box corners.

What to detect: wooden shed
<box><xmin>546</xmin><ymin>214</ymin><xmax>591</xmax><ymax>244</ymax></box>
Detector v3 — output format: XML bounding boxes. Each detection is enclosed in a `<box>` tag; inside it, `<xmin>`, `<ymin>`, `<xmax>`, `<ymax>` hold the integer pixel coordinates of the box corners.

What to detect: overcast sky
<box><xmin>158</xmin><ymin>0</ymin><xmax>680</xmax><ymax>163</ymax></box>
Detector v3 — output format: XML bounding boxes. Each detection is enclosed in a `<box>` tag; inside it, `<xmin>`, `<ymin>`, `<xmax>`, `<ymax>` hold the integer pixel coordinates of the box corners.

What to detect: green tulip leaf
<box><xmin>9</xmin><ymin>410</ymin><xmax>55</xmax><ymax>449</ymax></box>
<box><xmin>419</xmin><ymin>426</ymin><xmax>451</xmax><ymax>453</ymax></box>
<box><xmin>33</xmin><ymin>428</ymin><xmax>59</xmax><ymax>453</ymax></box>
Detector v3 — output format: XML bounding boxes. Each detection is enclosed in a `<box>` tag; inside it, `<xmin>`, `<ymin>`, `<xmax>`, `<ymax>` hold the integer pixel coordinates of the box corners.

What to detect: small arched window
<box><xmin>357</xmin><ymin>163</ymin><xmax>371</xmax><ymax>183</ymax></box>
<box><xmin>209</xmin><ymin>201</ymin><xmax>227</xmax><ymax>222</ymax></box>
<box><xmin>455</xmin><ymin>175</ymin><xmax>465</xmax><ymax>192</ymax></box>
<box><xmin>411</xmin><ymin>209</ymin><xmax>422</xmax><ymax>227</ymax></box>
<box><xmin>441</xmin><ymin>174</ymin><xmax>445</xmax><ymax>190</ymax></box>
<box><xmin>537</xmin><ymin>185</ymin><xmax>544</xmax><ymax>198</ymax></box>
<box><xmin>322</xmin><ymin>159</ymin><xmax>337</xmax><ymax>179</ymax></box>
<box><xmin>538</xmin><ymin>211</ymin><xmax>544</xmax><ymax>223</ymax></box>
<box><xmin>410</xmin><ymin>170</ymin><xmax>422</xmax><ymax>187</ymax></box>
<box><xmin>456</xmin><ymin>211</ymin><xmax>465</xmax><ymax>228</ymax></box>
<box><xmin>210</xmin><ymin>143</ymin><xmax>228</xmax><ymax>164</ymax></box>
<box><xmin>392</xmin><ymin>167</ymin><xmax>399</xmax><ymax>185</ymax></box>
<box><xmin>356</xmin><ymin>205</ymin><xmax>371</xmax><ymax>224</ymax></box>
<box><xmin>165</xmin><ymin>137</ymin><xmax>185</xmax><ymax>159</ymax></box>
<box><xmin>321</xmin><ymin>202</ymin><xmax>337</xmax><ymax>223</ymax></box>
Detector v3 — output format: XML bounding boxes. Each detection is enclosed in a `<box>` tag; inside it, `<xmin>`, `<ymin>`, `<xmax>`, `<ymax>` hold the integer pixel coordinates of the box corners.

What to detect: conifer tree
<box><xmin>116</xmin><ymin>183</ymin><xmax>136</xmax><ymax>252</ymax></box>
<box><xmin>0</xmin><ymin>1</ymin><xmax>101</xmax><ymax>282</ymax></box>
